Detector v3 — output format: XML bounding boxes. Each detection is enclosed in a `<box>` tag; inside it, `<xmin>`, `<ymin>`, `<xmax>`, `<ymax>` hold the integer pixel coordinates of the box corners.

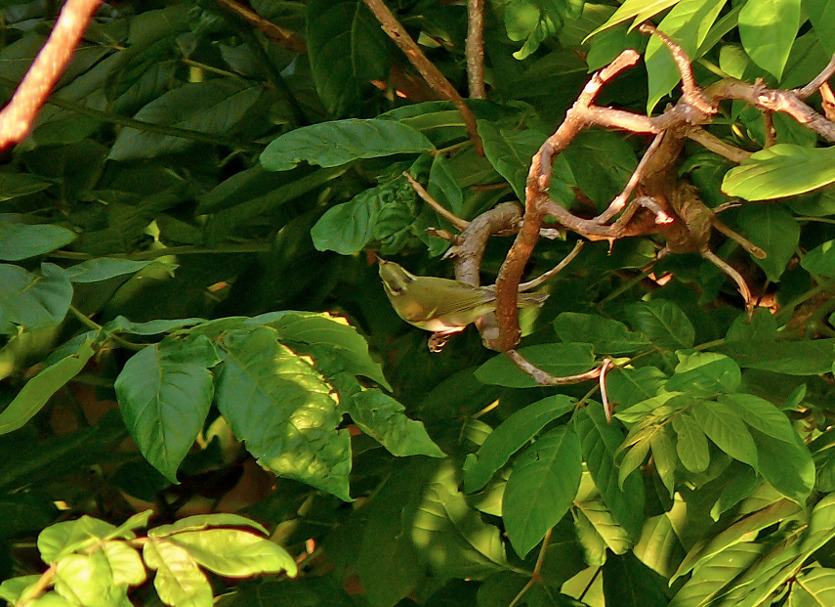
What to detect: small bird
<box><xmin>378</xmin><ymin>259</ymin><xmax>548</xmax><ymax>351</ymax></box>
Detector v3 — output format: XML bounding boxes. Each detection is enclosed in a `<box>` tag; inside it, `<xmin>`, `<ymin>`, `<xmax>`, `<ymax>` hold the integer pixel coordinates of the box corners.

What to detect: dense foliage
<box><xmin>1</xmin><ymin>0</ymin><xmax>835</xmax><ymax>605</ymax></box>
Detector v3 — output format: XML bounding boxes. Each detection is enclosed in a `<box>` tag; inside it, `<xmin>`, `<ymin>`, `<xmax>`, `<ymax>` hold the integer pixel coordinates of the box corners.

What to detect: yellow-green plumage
<box><xmin>378</xmin><ymin>259</ymin><xmax>548</xmax><ymax>335</ymax></box>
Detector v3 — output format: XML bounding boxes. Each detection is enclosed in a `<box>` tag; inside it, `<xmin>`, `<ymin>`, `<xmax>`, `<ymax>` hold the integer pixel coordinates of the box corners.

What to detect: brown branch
<box><xmin>796</xmin><ymin>54</ymin><xmax>835</xmax><ymax>99</ymax></box>
<box><xmin>466</xmin><ymin>0</ymin><xmax>486</xmax><ymax>99</ymax></box>
<box><xmin>215</xmin><ymin>0</ymin><xmax>307</xmax><ymax>53</ymax></box>
<box><xmin>403</xmin><ymin>171</ymin><xmax>470</xmax><ymax>231</ymax></box>
<box><xmin>517</xmin><ymin>240</ymin><xmax>584</xmax><ymax>291</ymax></box>
<box><xmin>362</xmin><ymin>0</ymin><xmax>483</xmax><ymax>155</ymax></box>
<box><xmin>687</xmin><ymin>128</ymin><xmax>752</xmax><ymax>163</ymax></box>
<box><xmin>0</xmin><ymin>0</ymin><xmax>102</xmax><ymax>149</ymax></box>
<box><xmin>763</xmin><ymin>110</ymin><xmax>776</xmax><ymax>148</ymax></box>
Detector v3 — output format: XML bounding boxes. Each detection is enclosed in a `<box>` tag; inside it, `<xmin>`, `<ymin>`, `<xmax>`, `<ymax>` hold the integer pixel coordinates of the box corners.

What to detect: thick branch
<box><xmin>0</xmin><ymin>0</ymin><xmax>102</xmax><ymax>149</ymax></box>
<box><xmin>362</xmin><ymin>0</ymin><xmax>483</xmax><ymax>155</ymax></box>
<box><xmin>215</xmin><ymin>0</ymin><xmax>307</xmax><ymax>53</ymax></box>
<box><xmin>466</xmin><ymin>0</ymin><xmax>487</xmax><ymax>99</ymax></box>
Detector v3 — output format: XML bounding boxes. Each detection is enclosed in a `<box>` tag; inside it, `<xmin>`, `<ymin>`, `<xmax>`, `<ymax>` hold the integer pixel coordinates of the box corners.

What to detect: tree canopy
<box><xmin>1</xmin><ymin>0</ymin><xmax>835</xmax><ymax>605</ymax></box>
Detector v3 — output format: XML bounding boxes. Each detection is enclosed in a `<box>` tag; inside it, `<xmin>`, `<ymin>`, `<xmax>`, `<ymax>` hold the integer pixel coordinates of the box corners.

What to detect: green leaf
<box><xmin>734</xmin><ymin>204</ymin><xmax>799</xmax><ymax>281</ymax></box>
<box><xmin>750</xmin><ymin>427</ymin><xmax>814</xmax><ymax>502</ymax></box>
<box><xmin>463</xmin><ymin>394</ymin><xmax>575</xmax><ymax>492</ymax></box>
<box><xmin>54</xmin><ymin>551</ymin><xmax>116</xmax><ymax>607</ymax></box>
<box><xmin>807</xmin><ymin>0</ymin><xmax>835</xmax><ymax>54</ymax></box>
<box><xmin>149</xmin><ymin>513</ymin><xmax>268</xmax><ymax>538</ymax></box>
<box><xmin>504</xmin><ymin>0</ymin><xmax>584</xmax><ymax>60</ymax></box>
<box><xmin>0</xmin><ymin>219</ymin><xmax>76</xmax><ymax>261</ymax></box>
<box><xmin>668</xmin><ymin>542</ymin><xmax>762</xmax><ymax>607</ymax></box>
<box><xmin>726</xmin><ymin>308</ymin><xmax>777</xmax><ymax>342</ymax></box>
<box><xmin>575</xmin><ymin>404</ymin><xmax>645</xmax><ymax>539</ymax></box>
<box><xmin>0</xmin><ymin>263</ymin><xmax>73</xmax><ymax>334</ymax></box>
<box><xmin>164</xmin><ymin>529</ymin><xmax>297</xmax><ymax>578</ymax></box>
<box><xmin>38</xmin><ymin>516</ymin><xmax>119</xmax><ymax>562</ymax></box>
<box><xmin>214</xmin><ymin>327</ymin><xmax>352</xmax><ymax>501</ymax></box>
<box><xmin>738</xmin><ymin>0</ymin><xmax>801</xmax><ymax>79</ymax></box>
<box><xmin>114</xmin><ymin>335</ymin><xmax>221</xmax><ymax>483</ymax></box>
<box><xmin>665</xmin><ymin>352</ymin><xmax>741</xmax><ymax>398</ymax></box>
<box><xmin>102</xmin><ymin>541</ymin><xmax>147</xmax><ymax>587</ymax></box>
<box><xmin>723</xmin><ymin>144</ymin><xmax>835</xmax><ymax>200</ymax></box>
<box><xmin>0</xmin><ymin>340</ymin><xmax>94</xmax><ymax>435</ymax></box>
<box><xmin>606</xmin><ymin>367</ymin><xmax>667</xmax><ymax>408</ymax></box>
<box><xmin>477</xmin><ymin>121</ymin><xmax>547</xmax><ymax>201</ymax></box>
<box><xmin>109</xmin><ymin>80</ymin><xmax>262</xmax><ymax>161</ymax></box>
<box><xmin>788</xmin><ymin>568</ymin><xmax>835</xmax><ymax>606</ymax></box>
<box><xmin>574</xmin><ymin>474</ymin><xmax>633</xmax><ymax>556</ymax></box>
<box><xmin>718</xmin><ymin>393</ymin><xmax>796</xmax><ymax>443</ymax></box>
<box><xmin>346</xmin><ymin>389</ymin><xmax>444</xmax><ymax>458</ymax></box>
<box><xmin>715</xmin><ymin>338</ymin><xmax>835</xmax><ymax>375</ymax></box>
<box><xmin>651</xmin><ymin>426</ymin><xmax>677</xmax><ymax>497</ymax></box>
<box><xmin>602</xmin><ymin>552</ymin><xmax>670</xmax><ymax>607</ymax></box>
<box><xmin>586</xmin><ymin>0</ymin><xmax>681</xmax><ymax>38</ymax></box>
<box><xmin>671</xmin><ymin>411</ymin><xmax>710</xmax><ymax>472</ymax></box>
<box><xmin>428</xmin><ymin>154</ymin><xmax>463</xmax><ymax>215</ymax></box>
<box><xmin>0</xmin><ymin>173</ymin><xmax>53</xmax><ymax>201</ymax></box>
<box><xmin>691</xmin><ymin>400</ymin><xmax>758</xmax><ymax>468</ymax></box>
<box><xmin>307</xmin><ymin>0</ymin><xmax>389</xmax><ymax>116</ymax></box>
<box><xmin>104</xmin><ymin>316</ymin><xmax>206</xmax><ymax>336</ymax></box>
<box><xmin>411</xmin><ymin>461</ymin><xmax>508</xmax><ymax>579</ymax></box>
<box><xmin>802</xmin><ymin>239</ymin><xmax>835</xmax><ymax>277</ymax></box>
<box><xmin>261</xmin><ymin>118</ymin><xmax>434</xmax><ymax>172</ymax></box>
<box><xmin>263</xmin><ymin>310</ymin><xmax>390</xmax><ymax>389</ymax></box>
<box><xmin>625</xmin><ymin>299</ymin><xmax>695</xmax><ymax>350</ymax></box>
<box><xmin>64</xmin><ymin>258</ymin><xmax>154</xmax><ymax>283</ymax></box>
<box><xmin>553</xmin><ymin>312</ymin><xmax>650</xmax><ymax>355</ymax></box>
<box><xmin>503</xmin><ymin>425</ymin><xmax>583</xmax><ymax>558</ymax></box>
<box><xmin>474</xmin><ymin>343</ymin><xmax>595</xmax><ymax>388</ymax></box>
<box><xmin>143</xmin><ymin>539</ymin><xmax>213</xmax><ymax>607</ymax></box>
<box><xmin>644</xmin><ymin>0</ymin><xmax>726</xmax><ymax>111</ymax></box>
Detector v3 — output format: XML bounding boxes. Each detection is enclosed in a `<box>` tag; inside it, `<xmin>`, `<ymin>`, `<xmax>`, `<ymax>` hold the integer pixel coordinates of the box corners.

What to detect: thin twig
<box><xmin>466</xmin><ymin>0</ymin><xmax>486</xmax><ymax>99</ymax></box>
<box><xmin>600</xmin><ymin>358</ymin><xmax>614</xmax><ymax>422</ymax></box>
<box><xmin>796</xmin><ymin>54</ymin><xmax>835</xmax><ymax>99</ymax></box>
<box><xmin>508</xmin><ymin>528</ymin><xmax>553</xmax><ymax>607</ymax></box>
<box><xmin>362</xmin><ymin>0</ymin><xmax>483</xmax><ymax>155</ymax></box>
<box><xmin>403</xmin><ymin>171</ymin><xmax>470</xmax><ymax>230</ymax></box>
<box><xmin>763</xmin><ymin>110</ymin><xmax>776</xmax><ymax>148</ymax></box>
<box><xmin>516</xmin><ymin>241</ymin><xmax>584</xmax><ymax>291</ymax></box>
<box><xmin>597</xmin><ymin>132</ymin><xmax>666</xmax><ymax>224</ymax></box>
<box><xmin>0</xmin><ymin>0</ymin><xmax>103</xmax><ymax>149</ymax></box>
<box><xmin>504</xmin><ymin>350</ymin><xmax>603</xmax><ymax>385</ymax></box>
<box><xmin>215</xmin><ymin>0</ymin><xmax>307</xmax><ymax>52</ymax></box>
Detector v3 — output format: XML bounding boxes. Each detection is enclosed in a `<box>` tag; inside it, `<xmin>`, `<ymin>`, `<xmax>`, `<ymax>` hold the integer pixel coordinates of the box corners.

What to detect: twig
<box><xmin>0</xmin><ymin>0</ymin><xmax>102</xmax><ymax>149</ymax></box>
<box><xmin>508</xmin><ymin>528</ymin><xmax>553</xmax><ymax>607</ymax></box>
<box><xmin>403</xmin><ymin>171</ymin><xmax>470</xmax><ymax>230</ymax></box>
<box><xmin>686</xmin><ymin>128</ymin><xmax>752</xmax><ymax>163</ymax></box>
<box><xmin>466</xmin><ymin>0</ymin><xmax>486</xmax><ymax>99</ymax></box>
<box><xmin>215</xmin><ymin>0</ymin><xmax>307</xmax><ymax>53</ymax></box>
<box><xmin>362</xmin><ymin>0</ymin><xmax>483</xmax><ymax>155</ymax></box>
<box><xmin>596</xmin><ymin>132</ymin><xmax>666</xmax><ymax>224</ymax></box>
<box><xmin>763</xmin><ymin>109</ymin><xmax>776</xmax><ymax>148</ymax></box>
<box><xmin>517</xmin><ymin>241</ymin><xmax>584</xmax><ymax>291</ymax></box>
<box><xmin>504</xmin><ymin>350</ymin><xmax>603</xmax><ymax>385</ymax></box>
<box><xmin>796</xmin><ymin>54</ymin><xmax>835</xmax><ymax>99</ymax></box>
<box><xmin>702</xmin><ymin>249</ymin><xmax>754</xmax><ymax>311</ymax></box>
<box><xmin>600</xmin><ymin>358</ymin><xmax>614</xmax><ymax>422</ymax></box>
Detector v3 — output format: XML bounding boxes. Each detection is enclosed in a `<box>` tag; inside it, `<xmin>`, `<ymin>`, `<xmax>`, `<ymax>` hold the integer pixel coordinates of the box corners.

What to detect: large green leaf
<box><xmin>734</xmin><ymin>204</ymin><xmax>799</xmax><ymax>281</ymax></box>
<box><xmin>38</xmin><ymin>516</ymin><xmax>120</xmax><ymax>563</ymax></box>
<box><xmin>261</xmin><ymin>119</ymin><xmax>434</xmax><ymax>172</ymax></box>
<box><xmin>109</xmin><ymin>79</ymin><xmax>262</xmax><ymax>161</ymax></box>
<box><xmin>625</xmin><ymin>299</ymin><xmax>695</xmax><ymax>350</ymax></box>
<box><xmin>477</xmin><ymin>121</ymin><xmax>547</xmax><ymax>201</ymax></box>
<box><xmin>0</xmin><ymin>173</ymin><xmax>53</xmax><ymax>201</ymax></box>
<box><xmin>671</xmin><ymin>411</ymin><xmax>710</xmax><ymax>472</ymax></box>
<box><xmin>503</xmin><ymin>425</ymin><xmax>583</xmax><ymax>558</ymax></box>
<box><xmin>575</xmin><ymin>405</ymin><xmax>645</xmax><ymax>539</ymax></box>
<box><xmin>738</xmin><ymin>0</ymin><xmax>801</xmax><ymax>79</ymax></box>
<box><xmin>463</xmin><ymin>394</ymin><xmax>575</xmax><ymax>492</ymax></box>
<box><xmin>474</xmin><ymin>343</ymin><xmax>595</xmax><ymax>388</ymax></box>
<box><xmin>143</xmin><ymin>539</ymin><xmax>213</xmax><ymax>607</ymax></box>
<box><xmin>722</xmin><ymin>144</ymin><xmax>835</xmax><ymax>200</ymax></box>
<box><xmin>668</xmin><ymin>542</ymin><xmax>762</xmax><ymax>607</ymax></box>
<box><xmin>163</xmin><ymin>529</ymin><xmax>297</xmax><ymax>578</ymax></box>
<box><xmin>0</xmin><ymin>219</ymin><xmax>76</xmax><ymax>261</ymax></box>
<box><xmin>715</xmin><ymin>338</ymin><xmax>835</xmax><ymax>375</ymax></box>
<box><xmin>214</xmin><ymin>327</ymin><xmax>352</xmax><ymax>501</ymax></box>
<box><xmin>554</xmin><ymin>312</ymin><xmax>650</xmax><ymax>355</ymax></box>
<box><xmin>586</xmin><ymin>0</ymin><xmax>682</xmax><ymax>38</ymax></box>
<box><xmin>788</xmin><ymin>567</ymin><xmax>835</xmax><ymax>605</ymax></box>
<box><xmin>806</xmin><ymin>0</ymin><xmax>835</xmax><ymax>54</ymax></box>
<box><xmin>563</xmin><ymin>130</ymin><xmax>637</xmax><ymax>209</ymax></box>
<box><xmin>64</xmin><ymin>259</ymin><xmax>154</xmax><ymax>283</ymax></box>
<box><xmin>665</xmin><ymin>352</ymin><xmax>741</xmax><ymax>398</ymax></box>
<box><xmin>0</xmin><ymin>340</ymin><xmax>94</xmax><ymax>436</ymax></box>
<box><xmin>0</xmin><ymin>263</ymin><xmax>73</xmax><ymax>334</ymax></box>
<box><xmin>750</xmin><ymin>427</ymin><xmax>815</xmax><ymax>503</ymax></box>
<box><xmin>346</xmin><ymin>389</ymin><xmax>445</xmax><ymax>458</ymax></box>
<box><xmin>691</xmin><ymin>400</ymin><xmax>758</xmax><ymax>468</ymax></box>
<box><xmin>307</xmin><ymin>0</ymin><xmax>390</xmax><ymax>116</ymax></box>
<box><xmin>114</xmin><ymin>335</ymin><xmax>221</xmax><ymax>483</ymax></box>
<box><xmin>802</xmin><ymin>239</ymin><xmax>835</xmax><ymax>278</ymax></box>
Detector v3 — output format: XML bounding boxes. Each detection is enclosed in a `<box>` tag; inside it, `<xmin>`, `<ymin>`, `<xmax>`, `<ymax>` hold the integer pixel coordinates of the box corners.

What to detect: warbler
<box><xmin>378</xmin><ymin>259</ymin><xmax>548</xmax><ymax>350</ymax></box>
